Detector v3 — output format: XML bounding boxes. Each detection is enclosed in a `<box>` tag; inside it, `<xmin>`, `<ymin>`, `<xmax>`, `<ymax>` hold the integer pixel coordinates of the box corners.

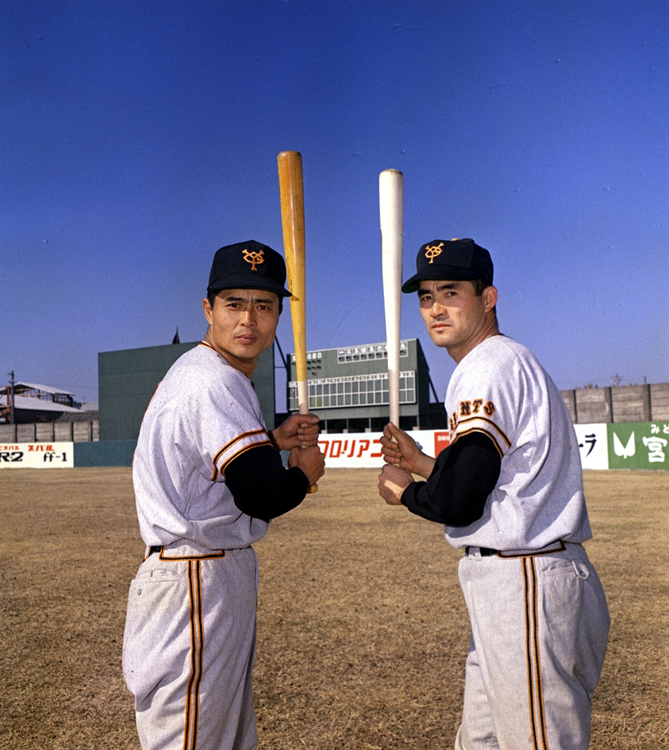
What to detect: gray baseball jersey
<box><xmin>443</xmin><ymin>335</ymin><xmax>591</xmax><ymax>551</ymax></box>
<box><xmin>124</xmin><ymin>341</ymin><xmax>274</xmax><ymax>750</ymax></box>
<box><xmin>438</xmin><ymin>335</ymin><xmax>609</xmax><ymax>749</ymax></box>
<box><xmin>132</xmin><ymin>341</ymin><xmax>271</xmax><ymax>550</ymax></box>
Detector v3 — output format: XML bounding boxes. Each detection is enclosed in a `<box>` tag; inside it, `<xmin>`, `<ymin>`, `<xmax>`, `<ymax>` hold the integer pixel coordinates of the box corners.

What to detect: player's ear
<box><xmin>483</xmin><ymin>285</ymin><xmax>498</xmax><ymax>313</ymax></box>
<box><xmin>203</xmin><ymin>297</ymin><xmax>214</xmax><ymax>324</ymax></box>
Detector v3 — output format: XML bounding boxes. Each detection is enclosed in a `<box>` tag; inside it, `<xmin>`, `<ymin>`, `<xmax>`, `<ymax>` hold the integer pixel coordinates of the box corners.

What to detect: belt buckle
<box><xmin>465</xmin><ymin>546</ymin><xmax>498</xmax><ymax>557</ymax></box>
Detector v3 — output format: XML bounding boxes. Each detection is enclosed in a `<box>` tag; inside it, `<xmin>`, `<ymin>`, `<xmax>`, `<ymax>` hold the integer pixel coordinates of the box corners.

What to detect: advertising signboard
<box><xmin>607</xmin><ymin>421</ymin><xmax>669</xmax><ymax>470</ymax></box>
<box><xmin>317</xmin><ymin>429</ymin><xmax>450</xmax><ymax>468</ymax></box>
<box><xmin>0</xmin><ymin>442</ymin><xmax>74</xmax><ymax>469</ymax></box>
<box><xmin>573</xmin><ymin>424</ymin><xmax>609</xmax><ymax>471</ymax></box>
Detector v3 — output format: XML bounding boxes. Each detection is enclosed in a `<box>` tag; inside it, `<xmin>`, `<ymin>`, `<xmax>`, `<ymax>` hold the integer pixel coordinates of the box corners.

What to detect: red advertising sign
<box><xmin>434</xmin><ymin>431</ymin><xmax>450</xmax><ymax>456</ymax></box>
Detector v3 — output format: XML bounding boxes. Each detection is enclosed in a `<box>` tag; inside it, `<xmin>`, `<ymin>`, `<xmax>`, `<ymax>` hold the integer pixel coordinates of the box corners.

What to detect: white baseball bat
<box><xmin>379</xmin><ymin>169</ymin><xmax>404</xmax><ymax>428</ymax></box>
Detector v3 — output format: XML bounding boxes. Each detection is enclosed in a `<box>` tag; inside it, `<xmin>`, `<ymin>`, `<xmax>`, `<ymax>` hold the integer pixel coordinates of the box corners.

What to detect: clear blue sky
<box><xmin>2</xmin><ymin>0</ymin><xmax>667</xmax><ymax>406</ymax></box>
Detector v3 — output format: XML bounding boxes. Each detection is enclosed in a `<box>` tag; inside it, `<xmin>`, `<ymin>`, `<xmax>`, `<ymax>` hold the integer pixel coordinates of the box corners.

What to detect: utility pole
<box><xmin>9</xmin><ymin>370</ymin><xmax>15</xmax><ymax>425</ymax></box>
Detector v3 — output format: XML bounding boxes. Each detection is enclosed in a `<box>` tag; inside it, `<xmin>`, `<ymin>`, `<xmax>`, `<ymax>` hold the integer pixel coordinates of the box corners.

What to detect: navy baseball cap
<box><xmin>207</xmin><ymin>240</ymin><xmax>292</xmax><ymax>297</ymax></box>
<box><xmin>402</xmin><ymin>238</ymin><xmax>494</xmax><ymax>293</ymax></box>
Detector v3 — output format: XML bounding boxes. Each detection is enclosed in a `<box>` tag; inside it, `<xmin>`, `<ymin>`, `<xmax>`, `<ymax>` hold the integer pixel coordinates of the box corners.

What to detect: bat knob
<box><xmin>307</xmin><ymin>484</ymin><xmax>318</xmax><ymax>494</ymax></box>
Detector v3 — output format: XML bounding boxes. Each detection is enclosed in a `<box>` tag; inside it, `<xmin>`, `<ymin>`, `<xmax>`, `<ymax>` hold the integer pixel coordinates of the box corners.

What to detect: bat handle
<box><xmin>299</xmin><ymin>403</ymin><xmax>319</xmax><ymax>494</ymax></box>
<box><xmin>300</xmin><ymin>418</ymin><xmax>318</xmax><ymax>495</ymax></box>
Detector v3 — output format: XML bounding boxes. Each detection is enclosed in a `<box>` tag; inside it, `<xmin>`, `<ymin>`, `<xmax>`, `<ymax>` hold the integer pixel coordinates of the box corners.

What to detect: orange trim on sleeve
<box><xmin>218</xmin><ymin>440</ymin><xmax>273</xmax><ymax>480</ymax></box>
<box><xmin>211</xmin><ymin>430</ymin><xmax>270</xmax><ymax>481</ymax></box>
<box><xmin>454</xmin><ymin>415</ymin><xmax>511</xmax><ymax>449</ymax></box>
<box><xmin>452</xmin><ymin>426</ymin><xmax>505</xmax><ymax>458</ymax></box>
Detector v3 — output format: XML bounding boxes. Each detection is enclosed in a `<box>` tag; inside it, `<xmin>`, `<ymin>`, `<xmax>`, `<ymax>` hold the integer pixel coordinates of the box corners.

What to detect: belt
<box><xmin>146</xmin><ymin>544</ymin><xmax>227</xmax><ymax>561</ymax></box>
<box><xmin>465</xmin><ymin>546</ymin><xmax>499</xmax><ymax>556</ymax></box>
<box><xmin>465</xmin><ymin>541</ymin><xmax>568</xmax><ymax>558</ymax></box>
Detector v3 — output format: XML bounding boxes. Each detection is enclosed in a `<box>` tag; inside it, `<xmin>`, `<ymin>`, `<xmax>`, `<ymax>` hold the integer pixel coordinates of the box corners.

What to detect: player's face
<box><xmin>203</xmin><ymin>289</ymin><xmax>282</xmax><ymax>377</ymax></box>
<box><xmin>418</xmin><ymin>280</ymin><xmax>498</xmax><ymax>363</ymax></box>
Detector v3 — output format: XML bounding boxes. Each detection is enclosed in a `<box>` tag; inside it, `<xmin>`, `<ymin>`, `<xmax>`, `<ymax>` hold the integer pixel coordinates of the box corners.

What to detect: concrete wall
<box><xmin>0</xmin><ymin>420</ymin><xmax>99</xmax><ymax>443</ymax></box>
<box><xmin>559</xmin><ymin>383</ymin><xmax>668</xmax><ymax>424</ymax></box>
<box><xmin>98</xmin><ymin>342</ymin><xmax>201</xmax><ymax>442</ymax></box>
<box><xmin>650</xmin><ymin>383</ymin><xmax>669</xmax><ymax>420</ymax></box>
<box><xmin>612</xmin><ymin>385</ymin><xmax>651</xmax><ymax>423</ymax></box>
<box><xmin>73</xmin><ymin>440</ymin><xmax>136</xmax><ymax>467</ymax></box>
<box><xmin>576</xmin><ymin>388</ymin><xmax>612</xmax><ymax>424</ymax></box>
<box><xmin>98</xmin><ymin>341</ymin><xmax>276</xmax><ymax>442</ymax></box>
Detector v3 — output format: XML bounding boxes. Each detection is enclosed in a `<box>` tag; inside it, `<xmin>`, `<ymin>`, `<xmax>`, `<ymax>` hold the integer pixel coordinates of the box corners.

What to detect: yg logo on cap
<box><xmin>424</xmin><ymin>243</ymin><xmax>443</xmax><ymax>264</ymax></box>
<box><xmin>243</xmin><ymin>247</ymin><xmax>265</xmax><ymax>271</ymax></box>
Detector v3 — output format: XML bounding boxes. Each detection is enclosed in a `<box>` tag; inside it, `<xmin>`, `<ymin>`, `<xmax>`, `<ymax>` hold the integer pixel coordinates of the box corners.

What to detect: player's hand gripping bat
<box><xmin>278</xmin><ymin>150</ymin><xmax>318</xmax><ymax>493</ymax></box>
<box><xmin>379</xmin><ymin>169</ymin><xmax>404</xmax><ymax>428</ymax></box>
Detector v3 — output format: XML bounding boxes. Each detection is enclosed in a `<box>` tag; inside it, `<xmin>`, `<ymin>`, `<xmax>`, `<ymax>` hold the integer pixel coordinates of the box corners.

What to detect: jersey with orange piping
<box><xmin>132</xmin><ymin>342</ymin><xmax>271</xmax><ymax>550</ymax></box>
<box><xmin>442</xmin><ymin>335</ymin><xmax>592</xmax><ymax>551</ymax></box>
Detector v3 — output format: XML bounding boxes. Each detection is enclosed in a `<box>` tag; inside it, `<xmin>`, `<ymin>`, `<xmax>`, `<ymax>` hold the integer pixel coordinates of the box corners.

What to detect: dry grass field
<box><xmin>0</xmin><ymin>467</ymin><xmax>667</xmax><ymax>749</ymax></box>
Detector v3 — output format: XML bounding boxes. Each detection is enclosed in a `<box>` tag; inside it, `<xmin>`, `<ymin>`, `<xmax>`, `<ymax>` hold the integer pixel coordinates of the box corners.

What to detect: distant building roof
<box><xmin>13</xmin><ymin>382</ymin><xmax>76</xmax><ymax>396</ymax></box>
<box><xmin>0</xmin><ymin>394</ymin><xmax>81</xmax><ymax>413</ymax></box>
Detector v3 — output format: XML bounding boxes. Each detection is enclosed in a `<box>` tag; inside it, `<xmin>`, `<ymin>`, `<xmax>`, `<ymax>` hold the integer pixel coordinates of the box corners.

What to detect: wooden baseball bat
<box><xmin>277</xmin><ymin>150</ymin><xmax>317</xmax><ymax>493</ymax></box>
<box><xmin>379</xmin><ymin>169</ymin><xmax>404</xmax><ymax>428</ymax></box>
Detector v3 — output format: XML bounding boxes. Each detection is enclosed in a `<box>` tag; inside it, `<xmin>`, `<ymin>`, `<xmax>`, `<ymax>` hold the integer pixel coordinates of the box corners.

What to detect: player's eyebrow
<box><xmin>222</xmin><ymin>293</ymin><xmax>277</xmax><ymax>305</ymax></box>
<box><xmin>418</xmin><ymin>281</ymin><xmax>461</xmax><ymax>295</ymax></box>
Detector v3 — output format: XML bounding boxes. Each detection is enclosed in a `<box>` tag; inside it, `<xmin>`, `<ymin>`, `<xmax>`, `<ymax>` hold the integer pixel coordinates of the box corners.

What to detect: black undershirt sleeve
<box><xmin>225</xmin><ymin>445</ymin><xmax>310</xmax><ymax>522</ymax></box>
<box><xmin>401</xmin><ymin>431</ymin><xmax>502</xmax><ymax>526</ymax></box>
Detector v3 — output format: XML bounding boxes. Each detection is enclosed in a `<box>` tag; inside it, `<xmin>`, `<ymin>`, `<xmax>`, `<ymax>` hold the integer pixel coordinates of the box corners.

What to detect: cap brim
<box><xmin>401</xmin><ymin>265</ymin><xmax>484</xmax><ymax>293</ymax></box>
<box><xmin>208</xmin><ymin>273</ymin><xmax>292</xmax><ymax>297</ymax></box>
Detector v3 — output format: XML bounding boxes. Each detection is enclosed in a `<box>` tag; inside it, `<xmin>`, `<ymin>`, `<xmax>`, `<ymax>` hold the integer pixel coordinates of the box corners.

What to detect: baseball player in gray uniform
<box><xmin>123</xmin><ymin>240</ymin><xmax>325</xmax><ymax>750</ymax></box>
<box><xmin>378</xmin><ymin>239</ymin><xmax>609</xmax><ymax>749</ymax></box>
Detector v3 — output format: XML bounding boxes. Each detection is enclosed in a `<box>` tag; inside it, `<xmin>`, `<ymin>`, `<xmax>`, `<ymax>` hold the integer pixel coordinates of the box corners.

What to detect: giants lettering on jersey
<box><xmin>450</xmin><ymin>399</ymin><xmax>496</xmax><ymax>432</ymax></box>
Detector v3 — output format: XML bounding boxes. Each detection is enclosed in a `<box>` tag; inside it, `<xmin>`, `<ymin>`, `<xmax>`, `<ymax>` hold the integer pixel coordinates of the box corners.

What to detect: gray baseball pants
<box><xmin>455</xmin><ymin>542</ymin><xmax>609</xmax><ymax>750</ymax></box>
<box><xmin>123</xmin><ymin>542</ymin><xmax>259</xmax><ymax>750</ymax></box>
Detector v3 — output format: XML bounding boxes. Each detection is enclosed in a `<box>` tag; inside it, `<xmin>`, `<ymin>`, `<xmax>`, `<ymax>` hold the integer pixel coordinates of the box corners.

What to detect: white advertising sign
<box><xmin>317</xmin><ymin>429</ymin><xmax>451</xmax><ymax>468</ymax></box>
<box><xmin>0</xmin><ymin>442</ymin><xmax>74</xmax><ymax>469</ymax></box>
<box><xmin>318</xmin><ymin>425</ymin><xmax>611</xmax><ymax>471</ymax></box>
<box><xmin>573</xmin><ymin>424</ymin><xmax>609</xmax><ymax>471</ymax></box>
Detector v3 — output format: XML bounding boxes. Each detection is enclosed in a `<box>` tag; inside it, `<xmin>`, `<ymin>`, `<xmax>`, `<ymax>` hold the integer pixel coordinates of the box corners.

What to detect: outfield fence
<box><xmin>559</xmin><ymin>383</ymin><xmax>669</xmax><ymax>423</ymax></box>
<box><xmin>0</xmin><ymin>420</ymin><xmax>99</xmax><ymax>443</ymax></box>
<box><xmin>2</xmin><ymin>420</ymin><xmax>667</xmax><ymax>470</ymax></box>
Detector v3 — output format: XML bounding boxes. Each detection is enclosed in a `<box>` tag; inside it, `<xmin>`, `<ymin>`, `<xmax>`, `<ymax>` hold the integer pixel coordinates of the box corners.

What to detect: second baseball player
<box><xmin>378</xmin><ymin>237</ymin><xmax>610</xmax><ymax>749</ymax></box>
